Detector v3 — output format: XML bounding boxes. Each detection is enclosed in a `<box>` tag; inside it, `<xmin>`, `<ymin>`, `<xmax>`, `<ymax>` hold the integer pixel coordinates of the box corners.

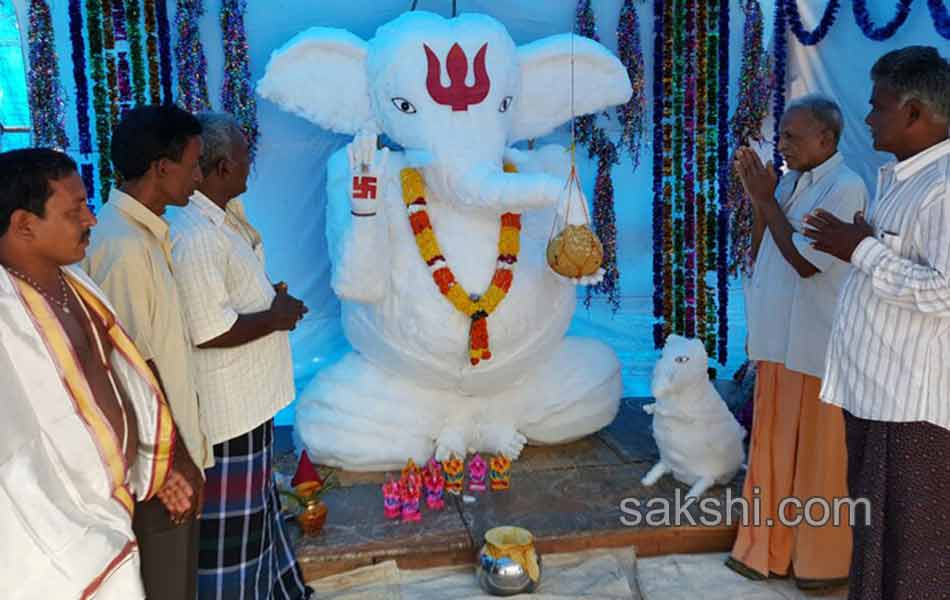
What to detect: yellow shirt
<box><xmin>83</xmin><ymin>189</ymin><xmax>212</xmax><ymax>469</ymax></box>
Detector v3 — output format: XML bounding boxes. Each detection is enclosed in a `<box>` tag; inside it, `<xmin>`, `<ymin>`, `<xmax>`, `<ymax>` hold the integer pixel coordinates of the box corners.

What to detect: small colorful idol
<box><xmin>442</xmin><ymin>454</ymin><xmax>465</xmax><ymax>495</ymax></box>
<box><xmin>489</xmin><ymin>454</ymin><xmax>512</xmax><ymax>491</ymax></box>
<box><xmin>402</xmin><ymin>458</ymin><xmax>421</xmax><ymax>480</ymax></box>
<box><xmin>423</xmin><ymin>458</ymin><xmax>445</xmax><ymax>510</ymax></box>
<box><xmin>382</xmin><ymin>477</ymin><xmax>401</xmax><ymax>519</ymax></box>
<box><xmin>468</xmin><ymin>453</ymin><xmax>488</xmax><ymax>492</ymax></box>
<box><xmin>400</xmin><ymin>471</ymin><xmax>423</xmax><ymax>523</ymax></box>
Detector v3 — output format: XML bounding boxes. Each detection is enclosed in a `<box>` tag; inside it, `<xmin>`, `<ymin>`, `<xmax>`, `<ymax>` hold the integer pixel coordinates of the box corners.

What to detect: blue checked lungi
<box><xmin>198</xmin><ymin>419</ymin><xmax>312</xmax><ymax>600</ymax></box>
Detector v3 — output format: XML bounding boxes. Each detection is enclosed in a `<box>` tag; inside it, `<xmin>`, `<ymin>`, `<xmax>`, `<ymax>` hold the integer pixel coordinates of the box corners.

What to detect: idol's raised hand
<box><xmin>347</xmin><ymin>130</ymin><xmax>389</xmax><ymax>217</ymax></box>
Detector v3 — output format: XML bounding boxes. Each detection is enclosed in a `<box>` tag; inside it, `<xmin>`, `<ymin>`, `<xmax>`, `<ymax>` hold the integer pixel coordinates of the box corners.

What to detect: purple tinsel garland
<box><xmin>853</xmin><ymin>0</ymin><xmax>913</xmax><ymax>40</ymax></box>
<box><xmin>771</xmin><ymin>0</ymin><xmax>788</xmax><ymax>172</ymax></box>
<box><xmin>112</xmin><ymin>0</ymin><xmax>127</xmax><ymax>40</ymax></box>
<box><xmin>175</xmin><ymin>0</ymin><xmax>211</xmax><ymax>112</ymax></box>
<box><xmin>156</xmin><ymin>0</ymin><xmax>174</xmax><ymax>103</ymax></box>
<box><xmin>929</xmin><ymin>0</ymin><xmax>950</xmax><ymax>38</ymax></box>
<box><xmin>81</xmin><ymin>163</ymin><xmax>96</xmax><ymax>211</ymax></box>
<box><xmin>574</xmin><ymin>0</ymin><xmax>599</xmax><ymax>146</ymax></box>
<box><xmin>118</xmin><ymin>51</ymin><xmax>132</xmax><ymax>102</ymax></box>
<box><xmin>616</xmin><ymin>0</ymin><xmax>647</xmax><ymax>168</ymax></box>
<box><xmin>221</xmin><ymin>0</ymin><xmax>260</xmax><ymax>161</ymax></box>
<box><xmin>69</xmin><ymin>0</ymin><xmax>92</xmax><ymax>154</ymax></box>
<box><xmin>585</xmin><ymin>129</ymin><xmax>621</xmax><ymax>312</ymax></box>
<box><xmin>716</xmin><ymin>0</ymin><xmax>730</xmax><ymax>364</ymax></box>
<box><xmin>785</xmin><ymin>0</ymin><xmax>840</xmax><ymax>46</ymax></box>
<box><xmin>27</xmin><ymin>0</ymin><xmax>70</xmax><ymax>149</ymax></box>
<box><xmin>652</xmin><ymin>0</ymin><xmax>665</xmax><ymax>348</ymax></box>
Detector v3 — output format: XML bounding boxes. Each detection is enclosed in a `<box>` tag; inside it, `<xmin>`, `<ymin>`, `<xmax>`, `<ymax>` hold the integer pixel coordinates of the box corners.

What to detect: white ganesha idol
<box><xmin>641</xmin><ymin>335</ymin><xmax>746</xmax><ymax>498</ymax></box>
<box><xmin>257</xmin><ymin>11</ymin><xmax>632</xmax><ymax>470</ymax></box>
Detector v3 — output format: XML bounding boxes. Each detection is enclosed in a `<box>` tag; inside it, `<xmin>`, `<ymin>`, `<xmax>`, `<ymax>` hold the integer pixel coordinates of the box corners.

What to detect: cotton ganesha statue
<box><xmin>258</xmin><ymin>11</ymin><xmax>631</xmax><ymax>471</ymax></box>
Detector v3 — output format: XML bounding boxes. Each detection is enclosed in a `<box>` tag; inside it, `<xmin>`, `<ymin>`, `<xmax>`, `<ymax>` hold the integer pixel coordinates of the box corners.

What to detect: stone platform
<box><xmin>276</xmin><ymin>390</ymin><xmax>749</xmax><ymax>582</ymax></box>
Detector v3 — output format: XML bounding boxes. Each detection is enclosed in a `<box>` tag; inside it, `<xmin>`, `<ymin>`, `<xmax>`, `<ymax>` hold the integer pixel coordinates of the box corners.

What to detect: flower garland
<box><xmin>662</xmin><ymin>0</ymin><xmax>674</xmax><ymax>343</ymax></box>
<box><xmin>156</xmin><ymin>0</ymin><xmax>174</xmax><ymax>103</ymax></box>
<box><xmin>221</xmin><ymin>0</ymin><xmax>260</xmax><ymax>162</ymax></box>
<box><xmin>772</xmin><ymin>0</ymin><xmax>788</xmax><ymax>172</ymax></box>
<box><xmin>651</xmin><ymin>0</ymin><xmax>665</xmax><ymax>348</ymax></box>
<box><xmin>27</xmin><ymin>0</ymin><xmax>69</xmax><ymax>149</ymax></box>
<box><xmin>144</xmin><ymin>0</ymin><xmax>161</xmax><ymax>103</ymax></box>
<box><xmin>86</xmin><ymin>0</ymin><xmax>114</xmax><ymax>204</ymax></box>
<box><xmin>728</xmin><ymin>0</ymin><xmax>770</xmax><ymax>276</ymax></box>
<box><xmin>785</xmin><ymin>0</ymin><xmax>840</xmax><ymax>46</ymax></box>
<box><xmin>716</xmin><ymin>0</ymin><xmax>731</xmax><ymax>364</ymax></box>
<box><xmin>125</xmin><ymin>0</ymin><xmax>147</xmax><ymax>105</ymax></box>
<box><xmin>616</xmin><ymin>0</ymin><xmax>647</xmax><ymax>168</ymax></box>
<box><xmin>853</xmin><ymin>0</ymin><xmax>913</xmax><ymax>40</ymax></box>
<box><xmin>929</xmin><ymin>0</ymin><xmax>950</xmax><ymax>38</ymax></box>
<box><xmin>585</xmin><ymin>129</ymin><xmax>620</xmax><ymax>312</ymax></box>
<box><xmin>401</xmin><ymin>166</ymin><xmax>521</xmax><ymax>366</ymax></box>
<box><xmin>81</xmin><ymin>164</ymin><xmax>96</xmax><ymax>212</ymax></box>
<box><xmin>68</xmin><ymin>0</ymin><xmax>92</xmax><ymax>154</ymax></box>
<box><xmin>175</xmin><ymin>0</ymin><xmax>211</xmax><ymax>112</ymax></box>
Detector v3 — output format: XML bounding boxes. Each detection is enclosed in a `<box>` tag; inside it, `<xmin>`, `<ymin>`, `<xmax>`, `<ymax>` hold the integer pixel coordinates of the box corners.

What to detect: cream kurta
<box><xmin>0</xmin><ymin>265</ymin><xmax>175</xmax><ymax>599</ymax></box>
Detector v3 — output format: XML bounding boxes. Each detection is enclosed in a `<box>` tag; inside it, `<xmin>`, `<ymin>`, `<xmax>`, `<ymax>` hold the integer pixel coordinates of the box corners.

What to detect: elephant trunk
<box><xmin>421</xmin><ymin>159</ymin><xmax>563</xmax><ymax>213</ymax></box>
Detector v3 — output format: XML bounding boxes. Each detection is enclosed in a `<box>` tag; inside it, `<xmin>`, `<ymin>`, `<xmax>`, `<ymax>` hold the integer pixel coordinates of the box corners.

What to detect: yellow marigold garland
<box><xmin>401</xmin><ymin>165</ymin><xmax>521</xmax><ymax>366</ymax></box>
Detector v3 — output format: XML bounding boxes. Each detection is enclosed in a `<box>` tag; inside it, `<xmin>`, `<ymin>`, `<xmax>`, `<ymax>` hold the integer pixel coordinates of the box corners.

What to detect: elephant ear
<box><xmin>257</xmin><ymin>27</ymin><xmax>375</xmax><ymax>135</ymax></box>
<box><xmin>510</xmin><ymin>34</ymin><xmax>632</xmax><ymax>142</ymax></box>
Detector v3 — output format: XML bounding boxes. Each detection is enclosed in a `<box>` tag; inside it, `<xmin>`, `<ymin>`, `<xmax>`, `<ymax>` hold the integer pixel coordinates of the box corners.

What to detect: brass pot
<box><xmin>476</xmin><ymin>526</ymin><xmax>542</xmax><ymax>596</ymax></box>
<box><xmin>297</xmin><ymin>500</ymin><xmax>328</xmax><ymax>536</ymax></box>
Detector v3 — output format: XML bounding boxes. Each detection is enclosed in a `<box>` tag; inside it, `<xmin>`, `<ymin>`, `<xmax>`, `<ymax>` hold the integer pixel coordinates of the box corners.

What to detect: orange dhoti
<box><xmin>730</xmin><ymin>361</ymin><xmax>852</xmax><ymax>580</ymax></box>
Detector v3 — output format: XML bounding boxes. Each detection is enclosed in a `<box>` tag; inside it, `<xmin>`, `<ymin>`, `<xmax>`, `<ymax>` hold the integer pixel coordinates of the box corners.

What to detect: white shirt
<box><xmin>822</xmin><ymin>139</ymin><xmax>950</xmax><ymax>430</ymax></box>
<box><xmin>168</xmin><ymin>192</ymin><xmax>295</xmax><ymax>445</ymax></box>
<box><xmin>745</xmin><ymin>153</ymin><xmax>869</xmax><ymax>378</ymax></box>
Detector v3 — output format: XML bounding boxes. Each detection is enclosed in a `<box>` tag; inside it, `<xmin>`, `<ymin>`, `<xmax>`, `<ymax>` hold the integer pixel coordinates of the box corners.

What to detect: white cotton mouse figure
<box><xmin>641</xmin><ymin>334</ymin><xmax>745</xmax><ymax>498</ymax></box>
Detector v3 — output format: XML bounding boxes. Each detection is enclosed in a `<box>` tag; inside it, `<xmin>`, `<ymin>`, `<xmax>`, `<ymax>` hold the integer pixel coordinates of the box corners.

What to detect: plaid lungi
<box><xmin>198</xmin><ymin>420</ymin><xmax>311</xmax><ymax>600</ymax></box>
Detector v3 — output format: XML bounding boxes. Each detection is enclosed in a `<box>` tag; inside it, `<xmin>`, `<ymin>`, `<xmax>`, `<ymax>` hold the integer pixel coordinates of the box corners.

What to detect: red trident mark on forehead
<box><xmin>424</xmin><ymin>43</ymin><xmax>490</xmax><ymax>111</ymax></box>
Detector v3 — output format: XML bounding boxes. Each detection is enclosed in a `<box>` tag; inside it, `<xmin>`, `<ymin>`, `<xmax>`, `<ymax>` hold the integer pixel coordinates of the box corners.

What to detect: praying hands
<box><xmin>802</xmin><ymin>209</ymin><xmax>875</xmax><ymax>262</ymax></box>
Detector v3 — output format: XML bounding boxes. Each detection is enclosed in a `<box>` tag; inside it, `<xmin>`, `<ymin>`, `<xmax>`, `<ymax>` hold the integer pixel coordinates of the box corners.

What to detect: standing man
<box><xmin>0</xmin><ymin>148</ymin><xmax>186</xmax><ymax>598</ymax></box>
<box><xmin>805</xmin><ymin>46</ymin><xmax>950</xmax><ymax>600</ymax></box>
<box><xmin>167</xmin><ymin>113</ymin><xmax>312</xmax><ymax>599</ymax></box>
<box><xmin>728</xmin><ymin>95</ymin><xmax>868</xmax><ymax>591</ymax></box>
<box><xmin>84</xmin><ymin>105</ymin><xmax>212</xmax><ymax>600</ymax></box>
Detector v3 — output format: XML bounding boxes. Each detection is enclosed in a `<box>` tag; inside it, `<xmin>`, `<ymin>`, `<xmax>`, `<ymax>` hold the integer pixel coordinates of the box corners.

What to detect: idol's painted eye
<box><xmin>499</xmin><ymin>96</ymin><xmax>513</xmax><ymax>113</ymax></box>
<box><xmin>391</xmin><ymin>97</ymin><xmax>417</xmax><ymax>114</ymax></box>
<box><xmin>674</xmin><ymin>356</ymin><xmax>690</xmax><ymax>364</ymax></box>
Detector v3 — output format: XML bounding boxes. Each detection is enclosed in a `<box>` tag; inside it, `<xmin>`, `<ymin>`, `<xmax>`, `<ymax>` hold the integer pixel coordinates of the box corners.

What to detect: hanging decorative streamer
<box><xmin>575</xmin><ymin>0</ymin><xmax>621</xmax><ymax>311</ymax></box>
<box><xmin>86</xmin><ymin>0</ymin><xmax>114</xmax><ymax>204</ymax></box>
<box><xmin>785</xmin><ymin>0</ymin><xmax>840</xmax><ymax>46</ymax></box>
<box><xmin>728</xmin><ymin>0</ymin><xmax>771</xmax><ymax>276</ymax></box>
<box><xmin>716</xmin><ymin>0</ymin><xmax>731</xmax><ymax>364</ymax></box>
<box><xmin>81</xmin><ymin>164</ymin><xmax>96</xmax><ymax>212</ymax></box>
<box><xmin>101</xmin><ymin>0</ymin><xmax>121</xmax><ymax>128</ymax></box>
<box><xmin>125</xmin><ymin>0</ymin><xmax>147</xmax><ymax>105</ymax></box>
<box><xmin>695</xmin><ymin>0</ymin><xmax>709</xmax><ymax>344</ymax></box>
<box><xmin>144</xmin><ymin>0</ymin><xmax>161</xmax><ymax>103</ymax></box>
<box><xmin>112</xmin><ymin>0</ymin><xmax>127</xmax><ymax>39</ymax></box>
<box><xmin>616</xmin><ymin>0</ymin><xmax>647</xmax><ymax>168</ymax></box>
<box><xmin>69</xmin><ymin>0</ymin><xmax>92</xmax><ymax>154</ymax></box>
<box><xmin>585</xmin><ymin>130</ymin><xmax>621</xmax><ymax>312</ymax></box>
<box><xmin>771</xmin><ymin>0</ymin><xmax>788</xmax><ymax>172</ymax></box>
<box><xmin>853</xmin><ymin>0</ymin><xmax>913</xmax><ymax>40</ymax></box>
<box><xmin>175</xmin><ymin>0</ymin><xmax>211</xmax><ymax>112</ymax></box>
<box><xmin>27</xmin><ymin>0</ymin><xmax>70</xmax><ymax>149</ymax></box>
<box><xmin>156</xmin><ymin>0</ymin><xmax>174</xmax><ymax>103</ymax></box>
<box><xmin>682</xmin><ymin>0</ymin><xmax>697</xmax><ymax>337</ymax></box>
<box><xmin>928</xmin><ymin>0</ymin><xmax>950</xmax><ymax>38</ymax></box>
<box><xmin>221</xmin><ymin>0</ymin><xmax>260</xmax><ymax>161</ymax></box>
<box><xmin>671</xmin><ymin>0</ymin><xmax>685</xmax><ymax>335</ymax></box>
<box><xmin>651</xmin><ymin>0</ymin><xmax>666</xmax><ymax>348</ymax></box>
